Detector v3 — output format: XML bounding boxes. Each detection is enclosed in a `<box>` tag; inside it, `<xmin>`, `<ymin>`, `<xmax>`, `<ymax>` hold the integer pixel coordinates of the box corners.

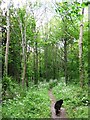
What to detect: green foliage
<box><xmin>55</xmin><ymin>2</ymin><xmax>82</xmax><ymax>21</ymax></box>
<box><xmin>53</xmin><ymin>81</ymin><xmax>88</xmax><ymax>118</ymax></box>
<box><xmin>2</xmin><ymin>0</ymin><xmax>88</xmax><ymax>85</ymax></box>
<box><xmin>2</xmin><ymin>83</ymin><xmax>51</xmax><ymax>118</ymax></box>
<box><xmin>2</xmin><ymin>76</ymin><xmax>21</xmax><ymax>100</ymax></box>
<box><xmin>49</xmin><ymin>79</ymin><xmax>58</xmax><ymax>89</ymax></box>
<box><xmin>2</xmin><ymin>76</ymin><xmax>13</xmax><ymax>91</ymax></box>
<box><xmin>1</xmin><ymin>0</ymin><xmax>89</xmax><ymax>119</ymax></box>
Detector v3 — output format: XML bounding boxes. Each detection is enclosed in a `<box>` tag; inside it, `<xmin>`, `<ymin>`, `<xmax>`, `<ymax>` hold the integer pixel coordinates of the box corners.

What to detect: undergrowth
<box><xmin>53</xmin><ymin>80</ymin><xmax>88</xmax><ymax>118</ymax></box>
<box><xmin>2</xmin><ymin>76</ymin><xmax>89</xmax><ymax>119</ymax></box>
<box><xmin>2</xmin><ymin>78</ymin><xmax>51</xmax><ymax>118</ymax></box>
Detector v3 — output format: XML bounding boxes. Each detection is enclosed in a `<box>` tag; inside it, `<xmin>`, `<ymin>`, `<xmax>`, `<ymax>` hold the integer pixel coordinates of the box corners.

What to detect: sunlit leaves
<box><xmin>55</xmin><ymin>1</ymin><xmax>85</xmax><ymax>21</ymax></box>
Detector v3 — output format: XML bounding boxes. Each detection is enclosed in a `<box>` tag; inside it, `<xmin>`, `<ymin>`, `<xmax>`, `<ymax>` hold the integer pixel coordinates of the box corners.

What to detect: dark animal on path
<box><xmin>54</xmin><ymin>99</ymin><xmax>63</xmax><ymax>115</ymax></box>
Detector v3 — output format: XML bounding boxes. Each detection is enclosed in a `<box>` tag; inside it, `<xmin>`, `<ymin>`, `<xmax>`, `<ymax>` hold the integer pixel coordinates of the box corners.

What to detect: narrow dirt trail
<box><xmin>48</xmin><ymin>89</ymin><xmax>68</xmax><ymax>120</ymax></box>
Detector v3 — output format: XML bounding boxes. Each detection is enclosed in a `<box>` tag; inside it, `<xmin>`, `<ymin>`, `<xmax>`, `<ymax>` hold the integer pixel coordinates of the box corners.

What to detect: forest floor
<box><xmin>48</xmin><ymin>89</ymin><xmax>68</xmax><ymax>120</ymax></box>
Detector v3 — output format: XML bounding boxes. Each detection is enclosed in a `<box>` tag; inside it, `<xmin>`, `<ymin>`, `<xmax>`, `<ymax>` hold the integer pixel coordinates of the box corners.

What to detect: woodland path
<box><xmin>48</xmin><ymin>89</ymin><xmax>68</xmax><ymax>120</ymax></box>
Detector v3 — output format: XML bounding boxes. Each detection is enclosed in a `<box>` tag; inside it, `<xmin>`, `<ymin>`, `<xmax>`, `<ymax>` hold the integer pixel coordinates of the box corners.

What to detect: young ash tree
<box><xmin>5</xmin><ymin>2</ymin><xmax>10</xmax><ymax>76</ymax></box>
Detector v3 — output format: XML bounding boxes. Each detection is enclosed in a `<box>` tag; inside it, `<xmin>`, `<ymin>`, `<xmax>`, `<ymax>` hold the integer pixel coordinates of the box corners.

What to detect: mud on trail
<box><xmin>48</xmin><ymin>89</ymin><xmax>68</xmax><ymax>120</ymax></box>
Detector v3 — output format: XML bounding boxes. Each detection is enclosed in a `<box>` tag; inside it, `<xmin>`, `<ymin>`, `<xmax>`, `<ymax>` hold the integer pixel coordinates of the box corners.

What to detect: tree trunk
<box><xmin>5</xmin><ymin>3</ymin><xmax>10</xmax><ymax>76</ymax></box>
<box><xmin>39</xmin><ymin>49</ymin><xmax>42</xmax><ymax>78</ymax></box>
<box><xmin>79</xmin><ymin>5</ymin><xmax>84</xmax><ymax>88</ymax></box>
<box><xmin>22</xmin><ymin>25</ymin><xmax>27</xmax><ymax>87</ymax></box>
<box><xmin>52</xmin><ymin>44</ymin><xmax>56</xmax><ymax>79</ymax></box>
<box><xmin>34</xmin><ymin>41</ymin><xmax>38</xmax><ymax>84</ymax></box>
<box><xmin>33</xmin><ymin>47</ymin><xmax>36</xmax><ymax>82</ymax></box>
<box><xmin>18</xmin><ymin>15</ymin><xmax>26</xmax><ymax>87</ymax></box>
<box><xmin>44</xmin><ymin>45</ymin><xmax>48</xmax><ymax>81</ymax></box>
<box><xmin>88</xmin><ymin>4</ymin><xmax>90</xmax><ymax>86</ymax></box>
<box><xmin>64</xmin><ymin>39</ymin><xmax>68</xmax><ymax>84</ymax></box>
<box><xmin>56</xmin><ymin>44</ymin><xmax>59</xmax><ymax>79</ymax></box>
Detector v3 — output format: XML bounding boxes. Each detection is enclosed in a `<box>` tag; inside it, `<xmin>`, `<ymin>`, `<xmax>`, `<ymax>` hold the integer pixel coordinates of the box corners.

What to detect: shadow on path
<box><xmin>48</xmin><ymin>89</ymin><xmax>68</xmax><ymax>120</ymax></box>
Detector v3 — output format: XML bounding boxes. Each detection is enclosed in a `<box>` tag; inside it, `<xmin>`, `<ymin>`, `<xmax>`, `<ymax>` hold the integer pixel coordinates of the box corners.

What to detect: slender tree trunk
<box><xmin>33</xmin><ymin>31</ymin><xmax>38</xmax><ymax>84</ymax></box>
<box><xmin>52</xmin><ymin>44</ymin><xmax>56</xmax><ymax>79</ymax></box>
<box><xmin>39</xmin><ymin>49</ymin><xmax>42</xmax><ymax>78</ymax></box>
<box><xmin>34</xmin><ymin>41</ymin><xmax>38</xmax><ymax>84</ymax></box>
<box><xmin>19</xmin><ymin>16</ymin><xmax>26</xmax><ymax>87</ymax></box>
<box><xmin>20</xmin><ymin>22</ymin><xmax>25</xmax><ymax>87</ymax></box>
<box><xmin>54</xmin><ymin>44</ymin><xmax>58</xmax><ymax>79</ymax></box>
<box><xmin>33</xmin><ymin>47</ymin><xmax>36</xmax><ymax>82</ymax></box>
<box><xmin>44</xmin><ymin>45</ymin><xmax>48</xmax><ymax>81</ymax></box>
<box><xmin>64</xmin><ymin>39</ymin><xmax>68</xmax><ymax>84</ymax></box>
<box><xmin>88</xmin><ymin>7</ymin><xmax>90</xmax><ymax>120</ymax></box>
<box><xmin>22</xmin><ymin>25</ymin><xmax>27</xmax><ymax>87</ymax></box>
<box><xmin>5</xmin><ymin>4</ymin><xmax>10</xmax><ymax>76</ymax></box>
<box><xmin>25</xmin><ymin>28</ymin><xmax>29</xmax><ymax>88</ymax></box>
<box><xmin>79</xmin><ymin>5</ymin><xmax>84</xmax><ymax>88</ymax></box>
<box><xmin>44</xmin><ymin>22</ymin><xmax>49</xmax><ymax>81</ymax></box>
<box><xmin>88</xmin><ymin>4</ymin><xmax>90</xmax><ymax>86</ymax></box>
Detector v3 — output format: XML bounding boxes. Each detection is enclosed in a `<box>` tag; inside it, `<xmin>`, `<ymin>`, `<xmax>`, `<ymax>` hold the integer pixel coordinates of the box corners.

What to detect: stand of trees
<box><xmin>1</xmin><ymin>1</ymin><xmax>89</xmax><ymax>89</ymax></box>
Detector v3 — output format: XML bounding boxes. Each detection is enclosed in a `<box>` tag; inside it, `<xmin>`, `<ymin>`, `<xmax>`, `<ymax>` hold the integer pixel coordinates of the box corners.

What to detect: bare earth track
<box><xmin>48</xmin><ymin>89</ymin><xmax>68</xmax><ymax>120</ymax></box>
